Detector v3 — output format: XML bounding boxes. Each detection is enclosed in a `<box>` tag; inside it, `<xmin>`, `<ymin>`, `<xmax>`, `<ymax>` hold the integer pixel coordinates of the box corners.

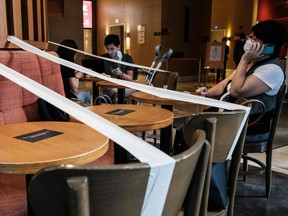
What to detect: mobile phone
<box><xmin>263</xmin><ymin>44</ymin><xmax>274</xmax><ymax>55</ymax></box>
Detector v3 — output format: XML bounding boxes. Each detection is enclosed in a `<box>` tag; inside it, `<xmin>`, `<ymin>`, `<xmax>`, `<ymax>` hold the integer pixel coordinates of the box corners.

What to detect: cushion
<box><xmin>0</xmin><ymin>51</ymin><xmax>65</xmax><ymax>124</ymax></box>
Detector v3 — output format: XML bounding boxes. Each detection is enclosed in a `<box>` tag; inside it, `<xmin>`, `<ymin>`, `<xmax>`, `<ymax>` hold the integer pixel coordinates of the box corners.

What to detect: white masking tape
<box><xmin>48</xmin><ymin>40</ymin><xmax>169</xmax><ymax>73</ymax></box>
<box><xmin>0</xmin><ymin>63</ymin><xmax>174</xmax><ymax>216</ymax></box>
<box><xmin>8</xmin><ymin>34</ymin><xmax>251</xmax><ymax>159</ymax></box>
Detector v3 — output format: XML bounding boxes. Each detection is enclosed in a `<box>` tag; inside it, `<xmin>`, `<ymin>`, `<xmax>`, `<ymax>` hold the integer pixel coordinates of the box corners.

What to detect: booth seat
<box><xmin>0</xmin><ymin>50</ymin><xmax>65</xmax><ymax>124</ymax></box>
<box><xmin>0</xmin><ymin>50</ymin><xmax>114</xmax><ymax>216</ymax></box>
<box><xmin>0</xmin><ymin>50</ymin><xmax>65</xmax><ymax>216</ymax></box>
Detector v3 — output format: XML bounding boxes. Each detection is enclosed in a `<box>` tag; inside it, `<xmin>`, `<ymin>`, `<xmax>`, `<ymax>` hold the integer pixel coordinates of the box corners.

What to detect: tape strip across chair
<box><xmin>1</xmin><ymin>36</ymin><xmax>250</xmax><ymax>216</ymax></box>
<box><xmin>0</xmin><ymin>63</ymin><xmax>174</xmax><ymax>216</ymax></box>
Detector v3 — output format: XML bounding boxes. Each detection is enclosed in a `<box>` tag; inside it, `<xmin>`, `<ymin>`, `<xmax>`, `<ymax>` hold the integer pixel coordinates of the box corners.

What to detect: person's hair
<box><xmin>56</xmin><ymin>39</ymin><xmax>78</xmax><ymax>62</ymax></box>
<box><xmin>252</xmin><ymin>20</ymin><xmax>287</xmax><ymax>58</ymax></box>
<box><xmin>104</xmin><ymin>34</ymin><xmax>120</xmax><ymax>47</ymax></box>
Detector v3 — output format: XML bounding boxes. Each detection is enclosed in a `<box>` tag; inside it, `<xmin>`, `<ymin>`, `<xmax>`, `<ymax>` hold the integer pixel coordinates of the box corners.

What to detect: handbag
<box><xmin>94</xmin><ymin>94</ymin><xmax>112</xmax><ymax>105</ymax></box>
<box><xmin>208</xmin><ymin>162</ymin><xmax>227</xmax><ymax>210</ymax></box>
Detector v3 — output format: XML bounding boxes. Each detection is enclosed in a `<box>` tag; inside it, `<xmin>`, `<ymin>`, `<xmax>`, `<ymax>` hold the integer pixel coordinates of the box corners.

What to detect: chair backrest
<box><xmin>268</xmin><ymin>83</ymin><xmax>286</xmax><ymax>145</ymax></box>
<box><xmin>177</xmin><ymin>110</ymin><xmax>247</xmax><ymax>216</ymax></box>
<box><xmin>182</xmin><ymin>111</ymin><xmax>246</xmax><ymax>162</ymax></box>
<box><xmin>28</xmin><ymin>130</ymin><xmax>209</xmax><ymax>216</ymax></box>
<box><xmin>29</xmin><ymin>163</ymin><xmax>151</xmax><ymax>216</ymax></box>
<box><xmin>0</xmin><ymin>50</ymin><xmax>65</xmax><ymax>124</ymax></box>
<box><xmin>242</xmin><ymin>83</ymin><xmax>286</xmax><ymax>151</ymax></box>
<box><xmin>152</xmin><ymin>71</ymin><xmax>179</xmax><ymax>90</ymax></box>
<box><xmin>163</xmin><ymin>130</ymin><xmax>210</xmax><ymax>216</ymax></box>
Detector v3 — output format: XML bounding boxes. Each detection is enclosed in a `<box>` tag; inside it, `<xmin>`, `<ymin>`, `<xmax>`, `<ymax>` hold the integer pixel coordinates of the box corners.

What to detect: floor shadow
<box><xmin>274</xmin><ymin>102</ymin><xmax>288</xmax><ymax>149</ymax></box>
<box><xmin>234</xmin><ymin>171</ymin><xmax>288</xmax><ymax>216</ymax></box>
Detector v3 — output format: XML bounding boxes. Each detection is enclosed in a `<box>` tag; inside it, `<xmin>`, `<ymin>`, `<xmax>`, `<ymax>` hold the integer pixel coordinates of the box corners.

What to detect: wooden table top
<box><xmin>70</xmin><ymin>104</ymin><xmax>174</xmax><ymax>132</ymax></box>
<box><xmin>132</xmin><ymin>91</ymin><xmax>191</xmax><ymax>106</ymax></box>
<box><xmin>80</xmin><ymin>76</ymin><xmax>103</xmax><ymax>82</ymax></box>
<box><xmin>96</xmin><ymin>80</ymin><xmax>126</xmax><ymax>88</ymax></box>
<box><xmin>96</xmin><ymin>80</ymin><xmax>145</xmax><ymax>89</ymax></box>
<box><xmin>0</xmin><ymin>122</ymin><xmax>109</xmax><ymax>174</ymax></box>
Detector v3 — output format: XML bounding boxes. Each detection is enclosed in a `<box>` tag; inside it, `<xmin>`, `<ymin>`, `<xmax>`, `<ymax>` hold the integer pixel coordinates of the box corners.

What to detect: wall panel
<box><xmin>0</xmin><ymin>0</ymin><xmax>48</xmax><ymax>49</ymax></box>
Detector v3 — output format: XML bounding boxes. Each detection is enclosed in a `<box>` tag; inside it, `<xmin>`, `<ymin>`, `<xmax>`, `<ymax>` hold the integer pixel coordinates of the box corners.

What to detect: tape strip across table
<box><xmin>1</xmin><ymin>35</ymin><xmax>250</xmax><ymax>216</ymax></box>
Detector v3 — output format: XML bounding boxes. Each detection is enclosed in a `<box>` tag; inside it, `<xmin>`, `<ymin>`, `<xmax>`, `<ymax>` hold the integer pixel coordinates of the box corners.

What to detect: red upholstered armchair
<box><xmin>0</xmin><ymin>50</ymin><xmax>65</xmax><ymax>124</ymax></box>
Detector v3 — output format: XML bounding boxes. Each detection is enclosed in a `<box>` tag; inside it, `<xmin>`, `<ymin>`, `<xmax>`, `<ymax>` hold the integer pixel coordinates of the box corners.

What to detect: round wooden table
<box><xmin>96</xmin><ymin>80</ymin><xmax>145</xmax><ymax>104</ymax></box>
<box><xmin>132</xmin><ymin>91</ymin><xmax>190</xmax><ymax>110</ymax></box>
<box><xmin>71</xmin><ymin>104</ymin><xmax>174</xmax><ymax>132</ymax></box>
<box><xmin>132</xmin><ymin>91</ymin><xmax>192</xmax><ymax>155</ymax></box>
<box><xmin>0</xmin><ymin>121</ymin><xmax>109</xmax><ymax>174</ymax></box>
<box><xmin>0</xmin><ymin>121</ymin><xmax>109</xmax><ymax>216</ymax></box>
<box><xmin>70</xmin><ymin>104</ymin><xmax>174</xmax><ymax>163</ymax></box>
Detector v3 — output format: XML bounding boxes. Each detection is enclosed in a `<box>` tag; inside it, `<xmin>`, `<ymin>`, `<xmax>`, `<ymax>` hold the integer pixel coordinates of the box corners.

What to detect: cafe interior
<box><xmin>0</xmin><ymin>0</ymin><xmax>288</xmax><ymax>215</ymax></box>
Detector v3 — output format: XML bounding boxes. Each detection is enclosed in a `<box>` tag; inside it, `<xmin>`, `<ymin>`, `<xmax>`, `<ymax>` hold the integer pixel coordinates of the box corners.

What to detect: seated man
<box><xmin>101</xmin><ymin>34</ymin><xmax>135</xmax><ymax>103</ymax></box>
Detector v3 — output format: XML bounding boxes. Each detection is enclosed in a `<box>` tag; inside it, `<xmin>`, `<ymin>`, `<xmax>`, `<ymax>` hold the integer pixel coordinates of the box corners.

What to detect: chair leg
<box><xmin>153</xmin><ymin>130</ymin><xmax>157</xmax><ymax>146</ymax></box>
<box><xmin>242</xmin><ymin>153</ymin><xmax>248</xmax><ymax>181</ymax></box>
<box><xmin>142</xmin><ymin>131</ymin><xmax>146</xmax><ymax>140</ymax></box>
<box><xmin>265</xmin><ymin>152</ymin><xmax>272</xmax><ymax>197</ymax></box>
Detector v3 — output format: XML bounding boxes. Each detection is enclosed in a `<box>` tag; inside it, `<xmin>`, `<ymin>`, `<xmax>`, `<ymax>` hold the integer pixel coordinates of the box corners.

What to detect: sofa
<box><xmin>0</xmin><ymin>50</ymin><xmax>65</xmax><ymax>125</ymax></box>
<box><xmin>0</xmin><ymin>50</ymin><xmax>65</xmax><ymax>215</ymax></box>
<box><xmin>0</xmin><ymin>50</ymin><xmax>114</xmax><ymax>215</ymax></box>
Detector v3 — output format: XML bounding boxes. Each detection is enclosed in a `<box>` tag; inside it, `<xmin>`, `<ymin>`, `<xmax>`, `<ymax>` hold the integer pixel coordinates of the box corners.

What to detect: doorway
<box><xmin>210</xmin><ymin>29</ymin><xmax>226</xmax><ymax>42</ymax></box>
<box><xmin>110</xmin><ymin>24</ymin><xmax>125</xmax><ymax>53</ymax></box>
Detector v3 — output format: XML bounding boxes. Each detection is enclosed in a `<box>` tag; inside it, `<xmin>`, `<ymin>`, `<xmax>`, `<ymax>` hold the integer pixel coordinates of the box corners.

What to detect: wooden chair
<box><xmin>151</xmin><ymin>71</ymin><xmax>179</xmax><ymax>90</ymax></box>
<box><xmin>164</xmin><ymin>130</ymin><xmax>210</xmax><ymax>216</ymax></box>
<box><xmin>240</xmin><ymin>84</ymin><xmax>287</xmax><ymax>197</ymax></box>
<box><xmin>28</xmin><ymin>130</ymin><xmax>210</xmax><ymax>216</ymax></box>
<box><xmin>173</xmin><ymin>110</ymin><xmax>247</xmax><ymax>216</ymax></box>
<box><xmin>143</xmin><ymin>70</ymin><xmax>179</xmax><ymax>144</ymax></box>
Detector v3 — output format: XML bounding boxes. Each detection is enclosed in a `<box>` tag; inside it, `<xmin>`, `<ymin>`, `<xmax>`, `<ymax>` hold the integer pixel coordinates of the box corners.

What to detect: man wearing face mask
<box><xmin>195</xmin><ymin>20</ymin><xmax>287</xmax><ymax>142</ymax></box>
<box><xmin>100</xmin><ymin>34</ymin><xmax>134</xmax><ymax>103</ymax></box>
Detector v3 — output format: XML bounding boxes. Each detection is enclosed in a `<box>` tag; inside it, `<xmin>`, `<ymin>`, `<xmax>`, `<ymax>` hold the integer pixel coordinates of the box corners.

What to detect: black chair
<box><xmin>82</xmin><ymin>58</ymin><xmax>105</xmax><ymax>73</ymax></box>
<box><xmin>133</xmin><ymin>67</ymin><xmax>140</xmax><ymax>80</ymax></box>
<box><xmin>240</xmin><ymin>84</ymin><xmax>287</xmax><ymax>197</ymax></box>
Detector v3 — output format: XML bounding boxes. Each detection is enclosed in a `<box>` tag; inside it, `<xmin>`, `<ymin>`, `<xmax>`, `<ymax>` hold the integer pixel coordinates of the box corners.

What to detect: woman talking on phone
<box><xmin>196</xmin><ymin>19</ymin><xmax>287</xmax><ymax>142</ymax></box>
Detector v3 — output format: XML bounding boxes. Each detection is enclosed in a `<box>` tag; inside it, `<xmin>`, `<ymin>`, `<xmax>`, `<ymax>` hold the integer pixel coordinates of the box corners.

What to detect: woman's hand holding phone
<box><xmin>262</xmin><ymin>44</ymin><xmax>274</xmax><ymax>55</ymax></box>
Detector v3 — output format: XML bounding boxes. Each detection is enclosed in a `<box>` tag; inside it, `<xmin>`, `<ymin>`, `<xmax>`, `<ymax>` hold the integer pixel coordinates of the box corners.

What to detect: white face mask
<box><xmin>243</xmin><ymin>38</ymin><xmax>253</xmax><ymax>52</ymax></box>
<box><xmin>117</xmin><ymin>50</ymin><xmax>123</xmax><ymax>61</ymax></box>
